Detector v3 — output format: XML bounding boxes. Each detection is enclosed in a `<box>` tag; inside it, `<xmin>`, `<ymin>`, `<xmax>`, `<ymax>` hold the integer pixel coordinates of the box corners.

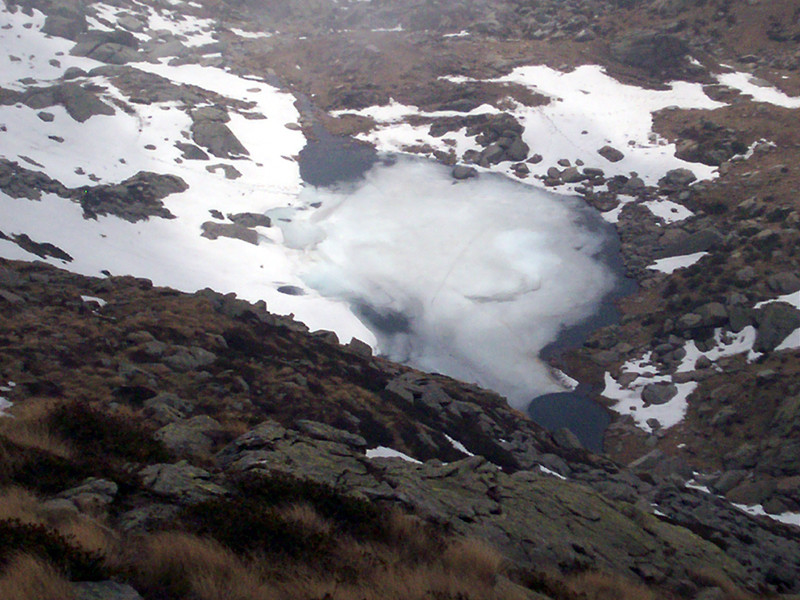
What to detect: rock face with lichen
<box><xmin>1</xmin><ymin>259</ymin><xmax>800</xmax><ymax>598</ymax></box>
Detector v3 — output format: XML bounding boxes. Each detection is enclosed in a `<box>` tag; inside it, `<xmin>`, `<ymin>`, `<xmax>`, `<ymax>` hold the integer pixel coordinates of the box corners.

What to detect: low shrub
<box><xmin>0</xmin><ymin>554</ymin><xmax>76</xmax><ymax>600</ymax></box>
<box><xmin>0</xmin><ymin>519</ymin><xmax>105</xmax><ymax>580</ymax></box>
<box><xmin>234</xmin><ymin>472</ymin><xmax>385</xmax><ymax>539</ymax></box>
<box><xmin>178</xmin><ymin>497</ymin><xmax>331</xmax><ymax>559</ymax></box>
<box><xmin>48</xmin><ymin>402</ymin><xmax>170</xmax><ymax>464</ymax></box>
<box><xmin>0</xmin><ymin>436</ymin><xmax>90</xmax><ymax>495</ymax></box>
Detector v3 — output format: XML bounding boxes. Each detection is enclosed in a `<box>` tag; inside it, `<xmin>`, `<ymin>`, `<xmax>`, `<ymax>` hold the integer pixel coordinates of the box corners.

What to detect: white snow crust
<box><xmin>365</xmin><ymin>446</ymin><xmax>421</xmax><ymax>463</ymax></box>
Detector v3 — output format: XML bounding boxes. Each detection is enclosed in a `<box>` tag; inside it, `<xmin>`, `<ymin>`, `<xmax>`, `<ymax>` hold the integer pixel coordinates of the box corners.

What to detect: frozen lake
<box><xmin>281</xmin><ymin>154</ymin><xmax>629</xmax><ymax>422</ymax></box>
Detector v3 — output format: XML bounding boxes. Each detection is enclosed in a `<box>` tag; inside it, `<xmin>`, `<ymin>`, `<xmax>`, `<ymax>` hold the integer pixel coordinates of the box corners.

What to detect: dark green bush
<box><xmin>235</xmin><ymin>472</ymin><xmax>385</xmax><ymax>538</ymax></box>
<box><xmin>0</xmin><ymin>519</ymin><xmax>106</xmax><ymax>580</ymax></box>
<box><xmin>177</xmin><ymin>473</ymin><xmax>388</xmax><ymax>560</ymax></box>
<box><xmin>178</xmin><ymin>498</ymin><xmax>330</xmax><ymax>559</ymax></box>
<box><xmin>48</xmin><ymin>403</ymin><xmax>170</xmax><ymax>464</ymax></box>
<box><xmin>0</xmin><ymin>436</ymin><xmax>89</xmax><ymax>494</ymax></box>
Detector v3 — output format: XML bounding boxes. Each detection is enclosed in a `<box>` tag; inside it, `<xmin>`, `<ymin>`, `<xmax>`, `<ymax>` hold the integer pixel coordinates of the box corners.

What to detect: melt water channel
<box><xmin>285</xmin><ymin>124</ymin><xmax>634</xmax><ymax>453</ymax></box>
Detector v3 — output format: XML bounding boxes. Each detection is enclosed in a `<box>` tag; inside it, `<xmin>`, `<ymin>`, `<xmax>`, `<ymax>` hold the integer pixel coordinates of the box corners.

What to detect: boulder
<box><xmin>143</xmin><ymin>392</ymin><xmax>193</xmax><ymax>424</ymax></box>
<box><xmin>48</xmin><ymin>477</ymin><xmax>118</xmax><ymax>515</ymax></box>
<box><xmin>163</xmin><ymin>346</ymin><xmax>217</xmax><ymax>372</ymax></box>
<box><xmin>711</xmin><ymin>470</ymin><xmax>748</xmax><ymax>495</ymax></box>
<box><xmin>657</xmin><ymin>228</ymin><xmax>722</xmax><ymax>258</ymax></box>
<box><xmin>227</xmin><ymin>212</ymin><xmax>271</xmax><ymax>228</ymax></box>
<box><xmin>175</xmin><ymin>141</ymin><xmax>209</xmax><ymax>160</ymax></box>
<box><xmin>641</xmin><ymin>382</ymin><xmax>678</xmax><ymax>405</ymax></box>
<box><xmin>191</xmin><ymin>122</ymin><xmax>248</xmax><ymax>158</ymax></box>
<box><xmin>767</xmin><ymin>272</ymin><xmax>800</xmax><ymax>295</ymax></box>
<box><xmin>610</xmin><ymin>31</ymin><xmax>689</xmax><ymax>74</ymax></box>
<box><xmin>139</xmin><ymin>461</ymin><xmax>228</xmax><ymax>503</ymax></box>
<box><xmin>754</xmin><ymin>302</ymin><xmax>800</xmax><ymax>352</ymax></box>
<box><xmin>506</xmin><ymin>138</ymin><xmax>529</xmax><ymax>161</ymax></box>
<box><xmin>73</xmin><ymin>171</ymin><xmax>186</xmax><ymax>222</ymax></box>
<box><xmin>561</xmin><ymin>166</ymin><xmax>585</xmax><ymax>183</ymax></box>
<box><xmin>696</xmin><ymin>302</ymin><xmax>728</xmax><ymax>328</ymax></box>
<box><xmin>296</xmin><ymin>420</ymin><xmax>367</xmax><ymax>448</ymax></box>
<box><xmin>598</xmin><ymin>145</ymin><xmax>625</xmax><ymax>162</ymax></box>
<box><xmin>452</xmin><ymin>165</ymin><xmax>477</xmax><ymax>180</ymax></box>
<box><xmin>200</xmin><ymin>222</ymin><xmax>259</xmax><ymax>245</ymax></box>
<box><xmin>74</xmin><ymin>581</ymin><xmax>144</xmax><ymax>600</ymax></box>
<box><xmin>659</xmin><ymin>168</ymin><xmax>697</xmax><ymax>188</ymax></box>
<box><xmin>155</xmin><ymin>415</ymin><xmax>221</xmax><ymax>456</ymax></box>
<box><xmin>42</xmin><ymin>14</ymin><xmax>88</xmax><ymax>40</ymax></box>
<box><xmin>552</xmin><ymin>427</ymin><xmax>583</xmax><ymax>450</ymax></box>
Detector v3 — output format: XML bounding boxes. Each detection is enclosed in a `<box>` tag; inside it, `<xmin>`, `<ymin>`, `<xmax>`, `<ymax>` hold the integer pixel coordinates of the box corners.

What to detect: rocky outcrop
<box><xmin>754</xmin><ymin>303</ymin><xmax>800</xmax><ymax>352</ymax></box>
<box><xmin>72</xmin><ymin>172</ymin><xmax>186</xmax><ymax>222</ymax></box>
<box><xmin>71</xmin><ymin>29</ymin><xmax>141</xmax><ymax>64</ymax></box>
<box><xmin>190</xmin><ymin>106</ymin><xmax>249</xmax><ymax>158</ymax></box>
<box><xmin>610</xmin><ymin>31</ymin><xmax>690</xmax><ymax>74</ymax></box>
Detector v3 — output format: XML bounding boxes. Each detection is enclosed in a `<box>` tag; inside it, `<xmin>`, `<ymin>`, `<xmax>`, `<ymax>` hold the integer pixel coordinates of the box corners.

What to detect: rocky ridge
<box><xmin>1</xmin><ymin>258</ymin><xmax>800</xmax><ymax>599</ymax></box>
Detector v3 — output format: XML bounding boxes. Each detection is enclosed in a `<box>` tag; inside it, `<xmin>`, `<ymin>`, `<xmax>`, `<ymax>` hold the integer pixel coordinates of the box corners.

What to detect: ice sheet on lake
<box><xmin>279</xmin><ymin>157</ymin><xmax>619</xmax><ymax>408</ymax></box>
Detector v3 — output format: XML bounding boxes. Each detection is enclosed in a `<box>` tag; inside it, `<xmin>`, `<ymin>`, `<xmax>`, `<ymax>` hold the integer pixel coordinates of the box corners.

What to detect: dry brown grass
<box><xmin>0</xmin><ymin>554</ymin><xmax>75</xmax><ymax>600</ymax></box>
<box><xmin>277</xmin><ymin>503</ymin><xmax>332</xmax><ymax>537</ymax></box>
<box><xmin>133</xmin><ymin>532</ymin><xmax>275</xmax><ymax>600</ymax></box>
<box><xmin>441</xmin><ymin>537</ymin><xmax>503</xmax><ymax>586</ymax></box>
<box><xmin>0</xmin><ymin>485</ymin><xmax>119</xmax><ymax>563</ymax></box>
<box><xmin>128</xmin><ymin>522</ymin><xmax>519</xmax><ymax>600</ymax></box>
<box><xmin>0</xmin><ymin>399</ymin><xmax>73</xmax><ymax>458</ymax></box>
<box><xmin>566</xmin><ymin>571</ymin><xmax>656</xmax><ymax>600</ymax></box>
<box><xmin>0</xmin><ymin>486</ymin><xmax>45</xmax><ymax>524</ymax></box>
<box><xmin>687</xmin><ymin>568</ymin><xmax>756</xmax><ymax>600</ymax></box>
<box><xmin>266</xmin><ymin>532</ymin><xmax>514</xmax><ymax>600</ymax></box>
<box><xmin>57</xmin><ymin>518</ymin><xmax>119</xmax><ymax>561</ymax></box>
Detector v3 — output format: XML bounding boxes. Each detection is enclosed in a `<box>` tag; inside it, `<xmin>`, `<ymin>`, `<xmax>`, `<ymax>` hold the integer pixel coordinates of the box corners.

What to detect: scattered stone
<box><xmin>228</xmin><ymin>212</ymin><xmax>271</xmax><ymax>228</ymax></box>
<box><xmin>610</xmin><ymin>30</ymin><xmax>689</xmax><ymax>73</ymax></box>
<box><xmin>155</xmin><ymin>415</ymin><xmax>222</xmax><ymax>456</ymax></box>
<box><xmin>175</xmin><ymin>141</ymin><xmax>209</xmax><ymax>160</ymax></box>
<box><xmin>597</xmin><ymin>145</ymin><xmax>625</xmax><ymax>162</ymax></box>
<box><xmin>659</xmin><ymin>168</ymin><xmax>697</xmax><ymax>188</ymax></box>
<box><xmin>201</xmin><ymin>221</ymin><xmax>259</xmax><ymax>245</ymax></box>
<box><xmin>163</xmin><ymin>346</ymin><xmax>217</xmax><ymax>372</ymax></box>
<box><xmin>139</xmin><ymin>461</ymin><xmax>228</xmax><ymax>503</ymax></box>
<box><xmin>754</xmin><ymin>302</ymin><xmax>800</xmax><ymax>352</ymax></box>
<box><xmin>74</xmin><ymin>581</ymin><xmax>144</xmax><ymax>600</ymax></box>
<box><xmin>642</xmin><ymin>382</ymin><xmax>678</xmax><ymax>405</ymax></box>
<box><xmin>452</xmin><ymin>164</ymin><xmax>477</xmax><ymax>180</ymax></box>
<box><xmin>297</xmin><ymin>420</ymin><xmax>367</xmax><ymax>448</ymax></box>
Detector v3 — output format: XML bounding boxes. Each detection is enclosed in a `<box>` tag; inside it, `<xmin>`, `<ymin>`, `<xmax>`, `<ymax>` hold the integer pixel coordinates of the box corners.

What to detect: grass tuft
<box><xmin>0</xmin><ymin>554</ymin><xmax>75</xmax><ymax>600</ymax></box>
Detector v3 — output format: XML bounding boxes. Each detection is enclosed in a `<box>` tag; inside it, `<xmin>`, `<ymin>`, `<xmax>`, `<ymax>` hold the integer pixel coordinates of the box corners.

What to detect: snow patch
<box><xmin>648</xmin><ymin>252</ymin><xmax>707</xmax><ymax>274</ymax></box>
<box><xmin>717</xmin><ymin>72</ymin><xmax>800</xmax><ymax>109</ymax></box>
<box><xmin>734</xmin><ymin>503</ymin><xmax>800</xmax><ymax>528</ymax></box>
<box><xmin>444</xmin><ymin>434</ymin><xmax>474</xmax><ymax>457</ymax></box>
<box><xmin>365</xmin><ymin>446</ymin><xmax>422</xmax><ymax>463</ymax></box>
<box><xmin>538</xmin><ymin>465</ymin><xmax>567</xmax><ymax>480</ymax></box>
<box><xmin>345</xmin><ymin>65</ymin><xmax>724</xmax><ymax>189</ymax></box>
<box><xmin>642</xmin><ymin>198</ymin><xmax>694</xmax><ymax>224</ymax></box>
<box><xmin>81</xmin><ymin>295</ymin><xmax>107</xmax><ymax>307</ymax></box>
<box><xmin>677</xmin><ymin>327</ymin><xmax>759</xmax><ymax>372</ymax></box>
